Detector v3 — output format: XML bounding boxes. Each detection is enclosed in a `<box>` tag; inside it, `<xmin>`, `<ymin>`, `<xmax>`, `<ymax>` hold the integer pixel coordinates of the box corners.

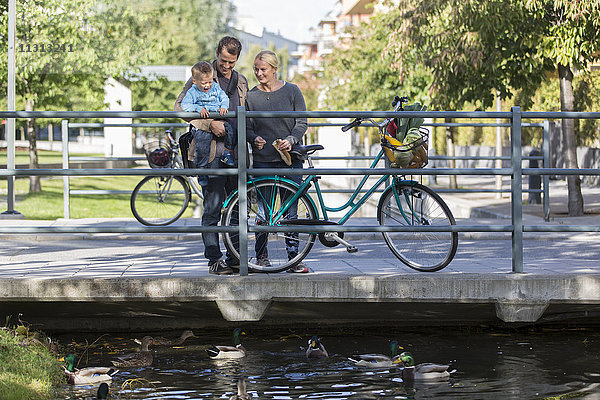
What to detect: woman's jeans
<box><xmin>252</xmin><ymin>159</ymin><xmax>303</xmax><ymax>261</ymax></box>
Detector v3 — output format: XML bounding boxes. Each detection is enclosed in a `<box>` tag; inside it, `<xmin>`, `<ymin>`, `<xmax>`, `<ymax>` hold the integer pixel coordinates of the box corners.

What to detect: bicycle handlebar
<box><xmin>341</xmin><ymin>118</ymin><xmax>362</xmax><ymax>132</ymax></box>
<box><xmin>165</xmin><ymin>128</ymin><xmax>178</xmax><ymax>147</ymax></box>
<box><xmin>341</xmin><ymin>95</ymin><xmax>410</xmax><ymax>133</ymax></box>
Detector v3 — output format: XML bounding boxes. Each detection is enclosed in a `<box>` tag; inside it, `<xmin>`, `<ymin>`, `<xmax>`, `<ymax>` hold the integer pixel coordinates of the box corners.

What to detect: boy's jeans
<box><xmin>192</xmin><ymin>127</ymin><xmax>212</xmax><ymax>186</ymax></box>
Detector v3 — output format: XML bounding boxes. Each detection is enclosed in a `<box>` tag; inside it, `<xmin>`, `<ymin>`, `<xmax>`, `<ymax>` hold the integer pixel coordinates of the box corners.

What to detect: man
<box><xmin>175</xmin><ymin>36</ymin><xmax>248</xmax><ymax>275</ymax></box>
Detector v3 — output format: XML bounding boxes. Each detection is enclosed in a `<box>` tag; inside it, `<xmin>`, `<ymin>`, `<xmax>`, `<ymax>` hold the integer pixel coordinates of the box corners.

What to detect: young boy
<box><xmin>181</xmin><ymin>62</ymin><xmax>237</xmax><ymax>185</ymax></box>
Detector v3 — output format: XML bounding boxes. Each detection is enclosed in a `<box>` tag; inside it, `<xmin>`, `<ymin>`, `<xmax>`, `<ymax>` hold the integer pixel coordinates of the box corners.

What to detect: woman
<box><xmin>246</xmin><ymin>50</ymin><xmax>309</xmax><ymax>273</ymax></box>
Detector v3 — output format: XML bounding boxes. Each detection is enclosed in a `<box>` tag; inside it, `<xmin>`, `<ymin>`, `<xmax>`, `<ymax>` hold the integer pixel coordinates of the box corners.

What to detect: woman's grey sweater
<box><xmin>245</xmin><ymin>82</ymin><xmax>308</xmax><ymax>163</ymax></box>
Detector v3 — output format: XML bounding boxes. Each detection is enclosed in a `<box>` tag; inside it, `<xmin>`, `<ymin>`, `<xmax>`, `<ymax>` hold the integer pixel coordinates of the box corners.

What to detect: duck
<box><xmin>306</xmin><ymin>336</ymin><xmax>328</xmax><ymax>358</ymax></box>
<box><xmin>63</xmin><ymin>354</ymin><xmax>118</xmax><ymax>385</ymax></box>
<box><xmin>207</xmin><ymin>328</ymin><xmax>246</xmax><ymax>359</ymax></box>
<box><xmin>145</xmin><ymin>330</ymin><xmax>197</xmax><ymax>347</ymax></box>
<box><xmin>111</xmin><ymin>336</ymin><xmax>153</xmax><ymax>368</ymax></box>
<box><xmin>398</xmin><ymin>351</ymin><xmax>454</xmax><ymax>381</ymax></box>
<box><xmin>229</xmin><ymin>378</ymin><xmax>251</xmax><ymax>400</ymax></box>
<box><xmin>348</xmin><ymin>340</ymin><xmax>403</xmax><ymax>368</ymax></box>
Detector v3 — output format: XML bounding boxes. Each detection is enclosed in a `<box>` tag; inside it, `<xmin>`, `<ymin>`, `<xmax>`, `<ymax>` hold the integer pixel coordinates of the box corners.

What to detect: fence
<box><xmin>1</xmin><ymin>108</ymin><xmax>600</xmax><ymax>276</ymax></box>
<box><xmin>28</xmin><ymin>120</ymin><xmax>550</xmax><ymax>218</ymax></box>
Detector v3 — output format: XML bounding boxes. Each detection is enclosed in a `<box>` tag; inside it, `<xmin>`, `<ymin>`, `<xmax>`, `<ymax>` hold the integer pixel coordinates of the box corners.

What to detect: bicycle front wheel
<box><xmin>130</xmin><ymin>175</ymin><xmax>191</xmax><ymax>226</ymax></box>
<box><xmin>221</xmin><ymin>179</ymin><xmax>317</xmax><ymax>273</ymax></box>
<box><xmin>377</xmin><ymin>181</ymin><xmax>458</xmax><ymax>272</ymax></box>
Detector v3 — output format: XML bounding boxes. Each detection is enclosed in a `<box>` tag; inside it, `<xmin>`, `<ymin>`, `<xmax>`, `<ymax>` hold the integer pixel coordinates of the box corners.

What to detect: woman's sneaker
<box><xmin>256</xmin><ymin>256</ymin><xmax>271</xmax><ymax>268</ymax></box>
<box><xmin>287</xmin><ymin>262</ymin><xmax>309</xmax><ymax>273</ymax></box>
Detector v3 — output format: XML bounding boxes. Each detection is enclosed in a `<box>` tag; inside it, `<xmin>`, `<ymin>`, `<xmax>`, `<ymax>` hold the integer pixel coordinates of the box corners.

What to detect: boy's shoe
<box><xmin>220</xmin><ymin>150</ymin><xmax>236</xmax><ymax>166</ymax></box>
<box><xmin>287</xmin><ymin>262</ymin><xmax>309</xmax><ymax>273</ymax></box>
<box><xmin>209</xmin><ymin>259</ymin><xmax>234</xmax><ymax>275</ymax></box>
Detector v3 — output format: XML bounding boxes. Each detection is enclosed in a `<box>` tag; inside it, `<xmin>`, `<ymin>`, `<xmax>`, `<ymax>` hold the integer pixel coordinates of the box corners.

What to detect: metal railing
<box><xmin>39</xmin><ymin>120</ymin><xmax>549</xmax><ymax>217</ymax></box>
<box><xmin>1</xmin><ymin>108</ymin><xmax>600</xmax><ymax>276</ymax></box>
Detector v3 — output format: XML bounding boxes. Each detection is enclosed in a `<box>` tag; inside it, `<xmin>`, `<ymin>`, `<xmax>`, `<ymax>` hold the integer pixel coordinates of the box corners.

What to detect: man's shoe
<box><xmin>226</xmin><ymin>261</ymin><xmax>240</xmax><ymax>273</ymax></box>
<box><xmin>209</xmin><ymin>259</ymin><xmax>234</xmax><ymax>275</ymax></box>
<box><xmin>286</xmin><ymin>262</ymin><xmax>309</xmax><ymax>273</ymax></box>
<box><xmin>256</xmin><ymin>256</ymin><xmax>271</xmax><ymax>268</ymax></box>
<box><xmin>220</xmin><ymin>150</ymin><xmax>236</xmax><ymax>167</ymax></box>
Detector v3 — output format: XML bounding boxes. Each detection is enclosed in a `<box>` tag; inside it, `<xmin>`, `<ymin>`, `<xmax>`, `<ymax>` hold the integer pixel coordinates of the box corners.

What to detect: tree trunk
<box><xmin>445</xmin><ymin>118</ymin><xmax>457</xmax><ymax>189</ymax></box>
<box><xmin>25</xmin><ymin>99</ymin><xmax>41</xmax><ymax>192</ymax></box>
<box><xmin>558</xmin><ymin>64</ymin><xmax>583</xmax><ymax>216</ymax></box>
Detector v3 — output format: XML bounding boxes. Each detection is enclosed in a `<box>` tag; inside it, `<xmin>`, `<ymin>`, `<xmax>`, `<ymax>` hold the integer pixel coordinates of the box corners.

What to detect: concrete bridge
<box><xmin>1</xmin><ymin>178</ymin><xmax>600</xmax><ymax>331</ymax></box>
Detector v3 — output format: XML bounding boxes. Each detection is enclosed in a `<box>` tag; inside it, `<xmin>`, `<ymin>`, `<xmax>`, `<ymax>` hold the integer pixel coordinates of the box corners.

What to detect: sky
<box><xmin>231</xmin><ymin>0</ymin><xmax>340</xmax><ymax>43</ymax></box>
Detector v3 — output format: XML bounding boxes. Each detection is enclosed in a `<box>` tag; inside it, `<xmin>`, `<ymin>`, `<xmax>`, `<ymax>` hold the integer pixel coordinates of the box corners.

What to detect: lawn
<box><xmin>0</xmin><ymin>176</ymin><xmax>198</xmax><ymax>220</ymax></box>
<box><xmin>0</xmin><ymin>150</ymin><xmax>104</xmax><ymax>165</ymax></box>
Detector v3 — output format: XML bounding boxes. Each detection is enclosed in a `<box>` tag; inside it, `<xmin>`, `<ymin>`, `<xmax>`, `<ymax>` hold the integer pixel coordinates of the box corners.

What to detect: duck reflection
<box><xmin>230</xmin><ymin>377</ymin><xmax>251</xmax><ymax>400</ymax></box>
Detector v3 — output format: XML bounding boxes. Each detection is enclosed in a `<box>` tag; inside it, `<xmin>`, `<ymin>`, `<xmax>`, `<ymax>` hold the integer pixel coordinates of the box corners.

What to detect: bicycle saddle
<box><xmin>290</xmin><ymin>144</ymin><xmax>324</xmax><ymax>160</ymax></box>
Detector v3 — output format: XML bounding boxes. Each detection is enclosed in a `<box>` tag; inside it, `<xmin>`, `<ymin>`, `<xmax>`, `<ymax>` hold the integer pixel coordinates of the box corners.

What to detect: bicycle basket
<box><xmin>381</xmin><ymin>126</ymin><xmax>429</xmax><ymax>169</ymax></box>
<box><xmin>143</xmin><ymin>141</ymin><xmax>171</xmax><ymax>168</ymax></box>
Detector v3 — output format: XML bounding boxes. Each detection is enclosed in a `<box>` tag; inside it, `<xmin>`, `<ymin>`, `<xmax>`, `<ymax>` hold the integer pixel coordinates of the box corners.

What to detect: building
<box><xmin>291</xmin><ymin>0</ymin><xmax>375</xmax><ymax>76</ymax></box>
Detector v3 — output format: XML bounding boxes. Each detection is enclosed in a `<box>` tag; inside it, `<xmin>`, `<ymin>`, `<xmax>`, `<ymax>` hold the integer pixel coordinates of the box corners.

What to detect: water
<box><xmin>54</xmin><ymin>328</ymin><xmax>600</xmax><ymax>399</ymax></box>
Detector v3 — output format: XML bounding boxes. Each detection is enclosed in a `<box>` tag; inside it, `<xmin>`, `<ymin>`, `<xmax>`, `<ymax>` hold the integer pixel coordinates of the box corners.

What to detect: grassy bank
<box><xmin>0</xmin><ymin>328</ymin><xmax>64</xmax><ymax>400</ymax></box>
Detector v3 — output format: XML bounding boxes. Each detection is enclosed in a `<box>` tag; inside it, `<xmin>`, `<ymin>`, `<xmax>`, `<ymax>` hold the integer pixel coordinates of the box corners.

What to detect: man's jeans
<box><xmin>197</xmin><ymin>146</ymin><xmax>238</xmax><ymax>265</ymax></box>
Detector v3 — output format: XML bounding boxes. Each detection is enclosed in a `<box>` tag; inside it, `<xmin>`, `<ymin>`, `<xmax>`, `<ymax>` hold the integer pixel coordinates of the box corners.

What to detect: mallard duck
<box><xmin>111</xmin><ymin>336</ymin><xmax>153</xmax><ymax>368</ymax></box>
<box><xmin>348</xmin><ymin>340</ymin><xmax>403</xmax><ymax>368</ymax></box>
<box><xmin>207</xmin><ymin>328</ymin><xmax>246</xmax><ymax>359</ymax></box>
<box><xmin>398</xmin><ymin>351</ymin><xmax>453</xmax><ymax>381</ymax></box>
<box><xmin>63</xmin><ymin>354</ymin><xmax>118</xmax><ymax>385</ymax></box>
<box><xmin>229</xmin><ymin>378</ymin><xmax>251</xmax><ymax>400</ymax></box>
<box><xmin>142</xmin><ymin>330</ymin><xmax>196</xmax><ymax>346</ymax></box>
<box><xmin>306</xmin><ymin>336</ymin><xmax>328</xmax><ymax>358</ymax></box>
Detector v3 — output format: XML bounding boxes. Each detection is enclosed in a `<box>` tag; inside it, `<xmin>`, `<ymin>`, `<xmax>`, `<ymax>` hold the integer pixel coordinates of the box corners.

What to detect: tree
<box><xmin>384</xmin><ymin>0</ymin><xmax>600</xmax><ymax>215</ymax></box>
<box><xmin>0</xmin><ymin>0</ymin><xmax>161</xmax><ymax>191</ymax></box>
<box><xmin>136</xmin><ymin>0</ymin><xmax>234</xmax><ymax>66</ymax></box>
<box><xmin>322</xmin><ymin>18</ymin><xmax>432</xmax><ymax>112</ymax></box>
<box><xmin>522</xmin><ymin>0</ymin><xmax>600</xmax><ymax>216</ymax></box>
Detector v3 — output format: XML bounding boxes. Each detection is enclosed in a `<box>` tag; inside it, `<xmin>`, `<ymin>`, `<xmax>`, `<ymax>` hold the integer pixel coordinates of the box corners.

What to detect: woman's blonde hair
<box><xmin>254</xmin><ymin>50</ymin><xmax>279</xmax><ymax>69</ymax></box>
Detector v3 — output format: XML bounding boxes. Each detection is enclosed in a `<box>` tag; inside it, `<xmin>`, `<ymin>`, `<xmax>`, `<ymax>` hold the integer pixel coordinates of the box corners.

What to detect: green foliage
<box><xmin>524</xmin><ymin>0</ymin><xmax>600</xmax><ymax>70</ymax></box>
<box><xmin>322</xmin><ymin>20</ymin><xmax>432</xmax><ymax>112</ymax></box>
<box><xmin>0</xmin><ymin>0</ymin><xmax>161</xmax><ymax>107</ymax></box>
<box><xmin>136</xmin><ymin>0</ymin><xmax>234</xmax><ymax>66</ymax></box>
<box><xmin>384</xmin><ymin>0</ymin><xmax>553</xmax><ymax>110</ymax></box>
<box><xmin>130</xmin><ymin>77</ymin><xmax>186</xmax><ymax>124</ymax></box>
<box><xmin>0</xmin><ymin>327</ymin><xmax>64</xmax><ymax>400</ymax></box>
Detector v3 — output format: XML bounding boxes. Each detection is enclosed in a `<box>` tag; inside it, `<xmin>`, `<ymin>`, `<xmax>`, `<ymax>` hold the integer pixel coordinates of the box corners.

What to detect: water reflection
<box><xmin>53</xmin><ymin>328</ymin><xmax>600</xmax><ymax>399</ymax></box>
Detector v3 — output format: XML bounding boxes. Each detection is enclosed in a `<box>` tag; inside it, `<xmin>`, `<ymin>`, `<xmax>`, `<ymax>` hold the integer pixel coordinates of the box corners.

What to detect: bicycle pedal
<box><xmin>347</xmin><ymin>246</ymin><xmax>358</xmax><ymax>253</ymax></box>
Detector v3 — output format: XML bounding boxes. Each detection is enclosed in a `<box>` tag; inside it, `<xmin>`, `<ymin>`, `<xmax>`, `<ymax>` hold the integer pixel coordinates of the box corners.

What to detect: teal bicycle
<box><xmin>221</xmin><ymin>96</ymin><xmax>458</xmax><ymax>273</ymax></box>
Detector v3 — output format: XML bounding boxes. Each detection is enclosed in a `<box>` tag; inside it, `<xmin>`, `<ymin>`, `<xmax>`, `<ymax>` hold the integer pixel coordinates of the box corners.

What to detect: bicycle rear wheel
<box><xmin>221</xmin><ymin>179</ymin><xmax>317</xmax><ymax>273</ymax></box>
<box><xmin>377</xmin><ymin>181</ymin><xmax>458</xmax><ymax>272</ymax></box>
<box><xmin>130</xmin><ymin>175</ymin><xmax>191</xmax><ymax>226</ymax></box>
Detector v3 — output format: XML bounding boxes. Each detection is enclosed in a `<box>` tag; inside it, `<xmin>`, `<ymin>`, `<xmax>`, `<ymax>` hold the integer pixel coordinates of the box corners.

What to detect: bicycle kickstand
<box><xmin>324</xmin><ymin>232</ymin><xmax>358</xmax><ymax>253</ymax></box>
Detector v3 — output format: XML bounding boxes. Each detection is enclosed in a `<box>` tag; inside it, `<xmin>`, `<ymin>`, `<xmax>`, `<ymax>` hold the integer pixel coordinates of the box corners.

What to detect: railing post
<box><xmin>237</xmin><ymin>106</ymin><xmax>248</xmax><ymax>276</ymax></box>
<box><xmin>511</xmin><ymin>107</ymin><xmax>523</xmax><ymax>273</ymax></box>
<box><xmin>62</xmin><ymin>120</ymin><xmax>70</xmax><ymax>219</ymax></box>
<box><xmin>1</xmin><ymin>0</ymin><xmax>22</xmax><ymax>218</ymax></box>
<box><xmin>542</xmin><ymin>120</ymin><xmax>550</xmax><ymax>221</ymax></box>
